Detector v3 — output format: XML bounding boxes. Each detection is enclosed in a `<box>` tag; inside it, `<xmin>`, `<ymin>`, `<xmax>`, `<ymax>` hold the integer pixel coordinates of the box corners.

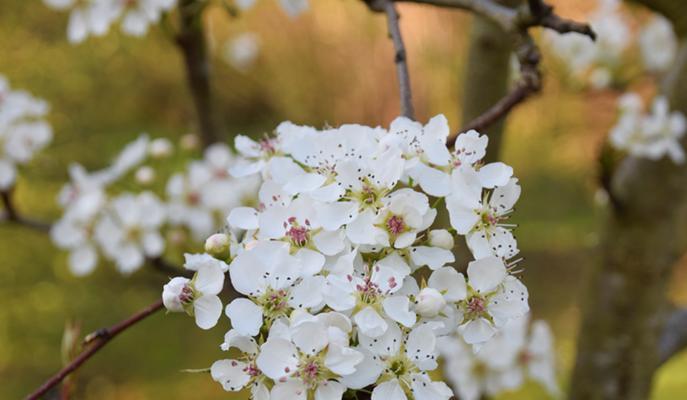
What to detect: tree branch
<box><xmin>176</xmin><ymin>0</ymin><xmax>219</xmax><ymax>148</ymax></box>
<box><xmin>147</xmin><ymin>256</ymin><xmax>193</xmax><ymax>278</ymax></box>
<box><xmin>0</xmin><ymin>189</ymin><xmax>52</xmax><ymax>233</ymax></box>
<box><xmin>26</xmin><ymin>300</ymin><xmax>164</xmax><ymax>400</ymax></box>
<box><xmin>383</xmin><ymin>0</ymin><xmax>415</xmax><ymax>119</ymax></box>
<box><xmin>659</xmin><ymin>307</ymin><xmax>687</xmax><ymax>365</ymax></box>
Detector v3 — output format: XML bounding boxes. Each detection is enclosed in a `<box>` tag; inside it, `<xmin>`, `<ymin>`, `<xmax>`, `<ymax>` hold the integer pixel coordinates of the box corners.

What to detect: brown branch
<box><xmin>1</xmin><ymin>189</ymin><xmax>52</xmax><ymax>233</ymax></box>
<box><xmin>448</xmin><ymin>33</ymin><xmax>541</xmax><ymax>146</ymax></box>
<box><xmin>148</xmin><ymin>256</ymin><xmax>193</xmax><ymax>278</ymax></box>
<box><xmin>659</xmin><ymin>307</ymin><xmax>687</xmax><ymax>365</ymax></box>
<box><xmin>176</xmin><ymin>0</ymin><xmax>219</xmax><ymax>148</ymax></box>
<box><xmin>26</xmin><ymin>300</ymin><xmax>164</xmax><ymax>400</ymax></box>
<box><xmin>383</xmin><ymin>0</ymin><xmax>415</xmax><ymax>119</ymax></box>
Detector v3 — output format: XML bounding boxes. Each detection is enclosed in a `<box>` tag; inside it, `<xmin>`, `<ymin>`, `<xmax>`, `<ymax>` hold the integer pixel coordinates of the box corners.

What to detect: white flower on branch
<box><xmin>0</xmin><ymin>75</ymin><xmax>52</xmax><ymax>190</ymax></box>
<box><xmin>610</xmin><ymin>93</ymin><xmax>687</xmax><ymax>164</ymax></box>
<box><xmin>162</xmin><ymin>262</ymin><xmax>225</xmax><ymax>329</ymax></box>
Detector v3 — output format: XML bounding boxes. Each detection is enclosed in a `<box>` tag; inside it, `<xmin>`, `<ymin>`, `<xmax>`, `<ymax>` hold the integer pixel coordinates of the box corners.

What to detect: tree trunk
<box><xmin>460</xmin><ymin>0</ymin><xmax>519</xmax><ymax>162</ymax></box>
<box><xmin>177</xmin><ymin>0</ymin><xmax>219</xmax><ymax>147</ymax></box>
<box><xmin>569</xmin><ymin>40</ymin><xmax>687</xmax><ymax>400</ymax></box>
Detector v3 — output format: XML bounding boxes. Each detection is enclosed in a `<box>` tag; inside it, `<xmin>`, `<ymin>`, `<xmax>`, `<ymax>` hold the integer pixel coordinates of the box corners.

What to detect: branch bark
<box><xmin>26</xmin><ymin>299</ymin><xmax>164</xmax><ymax>400</ymax></box>
<box><xmin>569</xmin><ymin>40</ymin><xmax>687</xmax><ymax>400</ymax></box>
<box><xmin>1</xmin><ymin>189</ymin><xmax>51</xmax><ymax>232</ymax></box>
<box><xmin>176</xmin><ymin>0</ymin><xmax>220</xmax><ymax>148</ymax></box>
<box><xmin>383</xmin><ymin>1</ymin><xmax>415</xmax><ymax>119</ymax></box>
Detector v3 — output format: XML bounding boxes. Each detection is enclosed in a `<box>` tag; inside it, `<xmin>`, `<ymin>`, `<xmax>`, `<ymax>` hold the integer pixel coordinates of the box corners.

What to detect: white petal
<box><xmin>445</xmin><ymin>197</ymin><xmax>480</xmax><ymax>235</ymax></box>
<box><xmin>313</xmin><ymin>229</ymin><xmax>346</xmax><ymax>256</ymax></box>
<box><xmin>490</xmin><ymin>177</ymin><xmax>521</xmax><ymax>212</ymax></box>
<box><xmin>406</xmin><ymin>325</ymin><xmax>437</xmax><ymax>370</ymax></box>
<box><xmin>256</xmin><ymin>338</ymin><xmax>299</xmax><ymax>381</ymax></box>
<box><xmin>271</xmin><ymin>380</ymin><xmax>307</xmax><ymax>400</ymax></box>
<box><xmin>289</xmin><ymin>275</ymin><xmax>325</xmax><ymax>310</ymax></box>
<box><xmin>315</xmin><ymin>381</ymin><xmax>346</xmax><ymax>400</ymax></box>
<box><xmin>466</xmin><ymin>230</ymin><xmax>493</xmax><ymax>260</ymax></box>
<box><xmin>68</xmin><ymin>245</ymin><xmax>98</xmax><ymax>276</ymax></box>
<box><xmin>477</xmin><ymin>162</ymin><xmax>513</xmax><ymax>188</ymax></box>
<box><xmin>294</xmin><ymin>248</ymin><xmax>325</xmax><ymax>276</ymax></box>
<box><xmin>292</xmin><ymin>319</ymin><xmax>329</xmax><ymax>355</ymax></box>
<box><xmin>195</xmin><ymin>264</ymin><xmax>225</xmax><ymax>296</ymax></box>
<box><xmin>227</xmin><ymin>207</ymin><xmax>259</xmax><ymax>230</ymax></box>
<box><xmin>372</xmin><ymin>379</ymin><xmax>407</xmax><ymax>400</ymax></box>
<box><xmin>428</xmin><ymin>267</ymin><xmax>467</xmax><ymax>302</ymax></box>
<box><xmin>358</xmin><ymin>320</ymin><xmax>402</xmax><ymax>356</ymax></box>
<box><xmin>0</xmin><ymin>159</ymin><xmax>16</xmax><ymax>189</ymax></box>
<box><xmin>461</xmin><ymin>317</ymin><xmax>496</xmax><ymax>344</ymax></box>
<box><xmin>488</xmin><ymin>276</ymin><xmax>529</xmax><ymax>324</ymax></box>
<box><xmin>467</xmin><ymin>256</ymin><xmax>506</xmax><ymax>294</ymax></box>
<box><xmin>353</xmin><ymin>306</ymin><xmax>388</xmax><ymax>338</ymax></box>
<box><xmin>211</xmin><ymin>359</ymin><xmax>251</xmax><ymax>391</ymax></box>
<box><xmin>346</xmin><ymin>209</ymin><xmax>387</xmax><ymax>246</ymax></box>
<box><xmin>194</xmin><ymin>295</ymin><xmax>223</xmax><ymax>330</ymax></box>
<box><xmin>409</xmin><ymin>246</ymin><xmax>455</xmax><ymax>270</ymax></box>
<box><xmin>407</xmin><ymin>162</ymin><xmax>451</xmax><ymax>197</ymax></box>
<box><xmin>340</xmin><ymin>348</ymin><xmax>384</xmax><ymax>389</ymax></box>
<box><xmin>324</xmin><ymin>344</ymin><xmax>364</xmax><ymax>376</ymax></box>
<box><xmin>382</xmin><ymin>296</ymin><xmax>416</xmax><ymax>328</ymax></box>
<box><xmin>220</xmin><ymin>329</ymin><xmax>258</xmax><ymax>354</ymax></box>
<box><xmin>225</xmin><ymin>298</ymin><xmax>263</xmax><ymax>336</ymax></box>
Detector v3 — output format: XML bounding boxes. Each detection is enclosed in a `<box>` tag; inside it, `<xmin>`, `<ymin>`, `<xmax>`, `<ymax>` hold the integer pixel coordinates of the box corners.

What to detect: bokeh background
<box><xmin>2</xmin><ymin>0</ymin><xmax>686</xmax><ymax>398</ymax></box>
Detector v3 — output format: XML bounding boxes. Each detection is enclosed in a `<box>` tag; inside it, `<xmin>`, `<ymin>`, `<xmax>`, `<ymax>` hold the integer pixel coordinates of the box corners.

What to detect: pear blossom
<box><xmin>152</xmin><ymin>116</ymin><xmax>535</xmax><ymax>397</ymax></box>
<box><xmin>610</xmin><ymin>94</ymin><xmax>686</xmax><ymax>163</ymax></box>
<box><xmin>94</xmin><ymin>191</ymin><xmax>166</xmax><ymax>273</ymax></box>
<box><xmin>43</xmin><ymin>0</ymin><xmax>176</xmax><ymax>43</ymax></box>
<box><xmin>438</xmin><ymin>315</ymin><xmax>559</xmax><ymax>399</ymax></box>
<box><xmin>639</xmin><ymin>15</ymin><xmax>677</xmax><ymax>73</ymax></box>
<box><xmin>345</xmin><ymin>323</ymin><xmax>453</xmax><ymax>400</ymax></box>
<box><xmin>544</xmin><ymin>0</ymin><xmax>630</xmax><ymax>88</ymax></box>
<box><xmin>162</xmin><ymin>262</ymin><xmax>225</xmax><ymax>329</ymax></box>
<box><xmin>457</xmin><ymin>257</ymin><xmax>529</xmax><ymax>344</ymax></box>
<box><xmin>255</xmin><ymin>312</ymin><xmax>362</xmax><ymax>397</ymax></box>
<box><xmin>0</xmin><ymin>75</ymin><xmax>53</xmax><ymax>190</ymax></box>
<box><xmin>446</xmin><ymin>169</ymin><xmax>521</xmax><ymax>260</ymax></box>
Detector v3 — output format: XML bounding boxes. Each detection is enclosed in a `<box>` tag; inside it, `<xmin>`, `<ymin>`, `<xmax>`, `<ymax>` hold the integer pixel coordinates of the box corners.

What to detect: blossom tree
<box><xmin>17</xmin><ymin>0</ymin><xmax>687</xmax><ymax>399</ymax></box>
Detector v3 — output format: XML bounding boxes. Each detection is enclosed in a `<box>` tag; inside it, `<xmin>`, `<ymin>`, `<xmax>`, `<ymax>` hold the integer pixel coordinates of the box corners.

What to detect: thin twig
<box><xmin>26</xmin><ymin>300</ymin><xmax>164</xmax><ymax>400</ymax></box>
<box><xmin>383</xmin><ymin>0</ymin><xmax>415</xmax><ymax>119</ymax></box>
<box><xmin>0</xmin><ymin>189</ymin><xmax>52</xmax><ymax>232</ymax></box>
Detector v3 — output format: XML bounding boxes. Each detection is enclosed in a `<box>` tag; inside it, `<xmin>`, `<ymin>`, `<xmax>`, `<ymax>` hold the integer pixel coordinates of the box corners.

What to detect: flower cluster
<box><xmin>42</xmin><ymin>0</ymin><xmax>177</xmax><ymax>43</ymax></box>
<box><xmin>51</xmin><ymin>135</ymin><xmax>259</xmax><ymax>275</ymax></box>
<box><xmin>162</xmin><ymin>115</ymin><xmax>532</xmax><ymax>399</ymax></box>
<box><xmin>438</xmin><ymin>315</ymin><xmax>559</xmax><ymax>400</ymax></box>
<box><xmin>609</xmin><ymin>93</ymin><xmax>686</xmax><ymax>164</ymax></box>
<box><xmin>0</xmin><ymin>75</ymin><xmax>53</xmax><ymax>190</ymax></box>
<box><xmin>544</xmin><ymin>0</ymin><xmax>676</xmax><ymax>89</ymax></box>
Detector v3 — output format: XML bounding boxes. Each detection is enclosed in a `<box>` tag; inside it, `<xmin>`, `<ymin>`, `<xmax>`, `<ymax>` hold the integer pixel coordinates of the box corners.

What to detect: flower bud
<box><xmin>429</xmin><ymin>229</ymin><xmax>454</xmax><ymax>250</ymax></box>
<box><xmin>205</xmin><ymin>233</ymin><xmax>230</xmax><ymax>259</ymax></box>
<box><xmin>135</xmin><ymin>166</ymin><xmax>155</xmax><ymax>185</ymax></box>
<box><xmin>149</xmin><ymin>138</ymin><xmax>173</xmax><ymax>158</ymax></box>
<box><xmin>415</xmin><ymin>287</ymin><xmax>446</xmax><ymax>317</ymax></box>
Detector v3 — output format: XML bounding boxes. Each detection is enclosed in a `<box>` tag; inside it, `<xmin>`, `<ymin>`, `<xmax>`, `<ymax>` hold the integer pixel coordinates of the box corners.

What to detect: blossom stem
<box><xmin>25</xmin><ymin>300</ymin><xmax>164</xmax><ymax>400</ymax></box>
<box><xmin>383</xmin><ymin>0</ymin><xmax>415</xmax><ymax>119</ymax></box>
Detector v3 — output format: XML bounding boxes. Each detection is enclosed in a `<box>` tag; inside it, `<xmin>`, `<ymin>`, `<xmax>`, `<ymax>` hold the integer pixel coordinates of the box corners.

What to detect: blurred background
<box><xmin>1</xmin><ymin>0</ymin><xmax>686</xmax><ymax>398</ymax></box>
